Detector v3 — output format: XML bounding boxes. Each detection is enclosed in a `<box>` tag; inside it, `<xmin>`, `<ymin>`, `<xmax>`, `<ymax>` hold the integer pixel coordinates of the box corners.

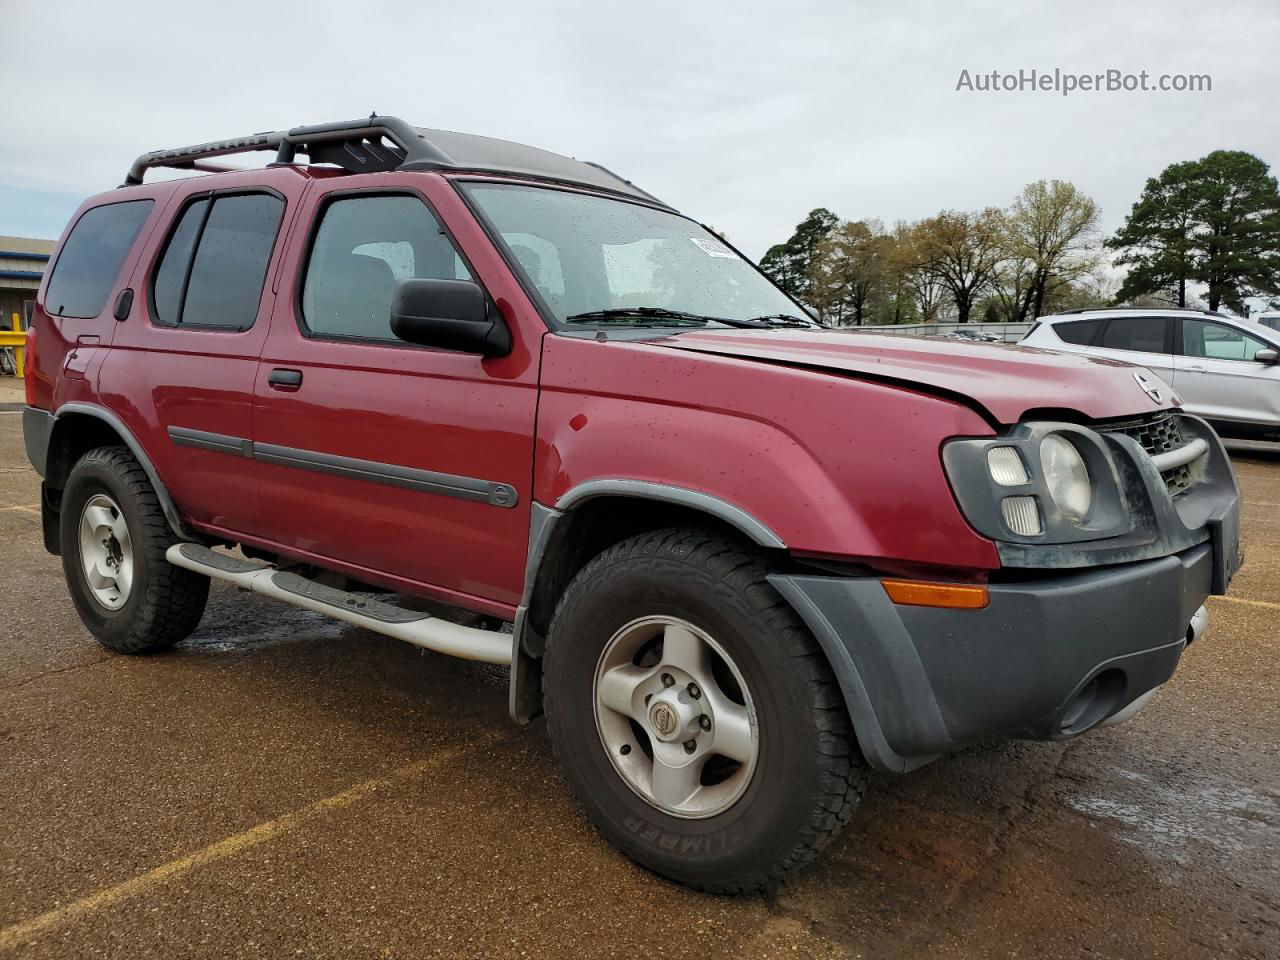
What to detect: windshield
<box><xmin>461</xmin><ymin>183</ymin><xmax>808</xmax><ymax>326</ymax></box>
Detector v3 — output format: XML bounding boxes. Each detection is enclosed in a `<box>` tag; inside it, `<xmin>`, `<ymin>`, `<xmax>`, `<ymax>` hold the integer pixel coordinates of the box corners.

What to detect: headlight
<box><xmin>1040</xmin><ymin>434</ymin><xmax>1092</xmax><ymax>523</ymax></box>
<box><xmin>942</xmin><ymin>422</ymin><xmax>1130</xmax><ymax>546</ymax></box>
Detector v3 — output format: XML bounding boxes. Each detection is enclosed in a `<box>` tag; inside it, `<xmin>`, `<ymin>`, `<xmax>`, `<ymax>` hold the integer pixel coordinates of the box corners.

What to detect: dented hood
<box><xmin>652</xmin><ymin>328</ymin><xmax>1174</xmax><ymax>424</ymax></box>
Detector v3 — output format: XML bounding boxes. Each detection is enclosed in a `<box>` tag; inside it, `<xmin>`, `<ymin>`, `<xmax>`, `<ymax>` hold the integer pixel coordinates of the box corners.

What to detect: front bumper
<box><xmin>770</xmin><ymin>543</ymin><xmax>1215</xmax><ymax>774</ymax></box>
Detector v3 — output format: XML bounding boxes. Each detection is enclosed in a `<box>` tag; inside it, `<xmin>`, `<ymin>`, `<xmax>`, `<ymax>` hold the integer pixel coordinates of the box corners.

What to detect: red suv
<box><xmin>23</xmin><ymin>117</ymin><xmax>1241</xmax><ymax>892</ymax></box>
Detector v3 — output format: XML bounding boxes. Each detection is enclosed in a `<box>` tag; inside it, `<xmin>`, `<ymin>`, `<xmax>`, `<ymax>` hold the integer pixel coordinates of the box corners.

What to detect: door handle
<box><xmin>267</xmin><ymin>368</ymin><xmax>303</xmax><ymax>389</ymax></box>
<box><xmin>1186</xmin><ymin>365</ymin><xmax>1207</xmax><ymax>373</ymax></box>
<box><xmin>113</xmin><ymin>288</ymin><xmax>134</xmax><ymax>322</ymax></box>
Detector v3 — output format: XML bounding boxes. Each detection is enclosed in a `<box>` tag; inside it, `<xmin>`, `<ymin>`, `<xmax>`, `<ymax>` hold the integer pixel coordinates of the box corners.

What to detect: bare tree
<box><xmin>893</xmin><ymin>222</ymin><xmax>950</xmax><ymax>321</ymax></box>
<box><xmin>1005</xmin><ymin>180</ymin><xmax>1101</xmax><ymax>320</ymax></box>
<box><xmin>911</xmin><ymin>209</ymin><xmax>1006</xmax><ymax>323</ymax></box>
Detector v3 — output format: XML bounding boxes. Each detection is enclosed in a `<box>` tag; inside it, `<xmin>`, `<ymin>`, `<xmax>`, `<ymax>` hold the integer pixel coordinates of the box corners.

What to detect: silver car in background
<box><xmin>1021</xmin><ymin>308</ymin><xmax>1280</xmax><ymax>440</ymax></box>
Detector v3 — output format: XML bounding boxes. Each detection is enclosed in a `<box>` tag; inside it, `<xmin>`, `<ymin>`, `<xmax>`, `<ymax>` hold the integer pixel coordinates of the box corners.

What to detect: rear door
<box><xmin>251</xmin><ymin>174</ymin><xmax>540</xmax><ymax>613</ymax></box>
<box><xmin>103</xmin><ymin>174</ymin><xmax>302</xmax><ymax>537</ymax></box>
<box><xmin>1090</xmin><ymin>315</ymin><xmax>1177</xmax><ymax>381</ymax></box>
<box><xmin>1171</xmin><ymin>317</ymin><xmax>1280</xmax><ymax>427</ymax></box>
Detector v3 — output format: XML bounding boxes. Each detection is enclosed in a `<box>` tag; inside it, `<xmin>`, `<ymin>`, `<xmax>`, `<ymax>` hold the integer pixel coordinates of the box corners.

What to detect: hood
<box><xmin>651</xmin><ymin>328</ymin><xmax>1174</xmax><ymax>424</ymax></box>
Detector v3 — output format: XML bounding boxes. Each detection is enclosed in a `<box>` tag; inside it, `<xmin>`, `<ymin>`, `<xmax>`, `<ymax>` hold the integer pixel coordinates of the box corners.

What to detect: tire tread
<box><xmin>544</xmin><ymin>527</ymin><xmax>869</xmax><ymax>895</ymax></box>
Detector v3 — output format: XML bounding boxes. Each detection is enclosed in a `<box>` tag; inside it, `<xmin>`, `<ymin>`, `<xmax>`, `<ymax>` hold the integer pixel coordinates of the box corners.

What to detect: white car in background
<box><xmin>1021</xmin><ymin>308</ymin><xmax>1280</xmax><ymax>440</ymax></box>
<box><xmin>1256</xmin><ymin>310</ymin><xmax>1280</xmax><ymax>335</ymax></box>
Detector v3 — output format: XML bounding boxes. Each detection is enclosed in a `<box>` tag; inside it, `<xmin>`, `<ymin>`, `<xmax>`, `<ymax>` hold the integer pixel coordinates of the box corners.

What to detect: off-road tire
<box><xmin>543</xmin><ymin>528</ymin><xmax>868</xmax><ymax>894</ymax></box>
<box><xmin>60</xmin><ymin>446</ymin><xmax>209</xmax><ymax>653</ymax></box>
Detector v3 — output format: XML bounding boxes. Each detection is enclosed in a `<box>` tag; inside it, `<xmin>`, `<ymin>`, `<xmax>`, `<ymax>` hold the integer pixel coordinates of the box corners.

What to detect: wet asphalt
<box><xmin>0</xmin><ymin>401</ymin><xmax>1277</xmax><ymax>959</ymax></box>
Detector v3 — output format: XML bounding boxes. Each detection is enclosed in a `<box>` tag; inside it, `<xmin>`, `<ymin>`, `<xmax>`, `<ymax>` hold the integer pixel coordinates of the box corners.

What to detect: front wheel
<box><xmin>543</xmin><ymin>529</ymin><xmax>867</xmax><ymax>893</ymax></box>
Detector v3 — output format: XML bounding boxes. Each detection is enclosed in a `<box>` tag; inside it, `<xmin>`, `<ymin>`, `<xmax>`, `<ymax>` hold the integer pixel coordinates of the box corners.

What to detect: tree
<box><xmin>1109</xmin><ymin>151</ymin><xmax>1280</xmax><ymax>311</ymax></box>
<box><xmin>990</xmin><ymin>252</ymin><xmax>1034</xmax><ymax>323</ymax></box>
<box><xmin>1194</xmin><ymin>152</ymin><xmax>1280</xmax><ymax>312</ymax></box>
<box><xmin>1004</xmin><ymin>180</ymin><xmax>1101</xmax><ymax>320</ymax></box>
<box><xmin>1108</xmin><ymin>160</ymin><xmax>1203</xmax><ymax>307</ymax></box>
<box><xmin>893</xmin><ymin>222</ymin><xmax>950</xmax><ymax>321</ymax></box>
<box><xmin>910</xmin><ymin>209</ymin><xmax>1006</xmax><ymax>323</ymax></box>
<box><xmin>807</xmin><ymin>219</ymin><xmax>891</xmax><ymax>325</ymax></box>
<box><xmin>759</xmin><ymin>208</ymin><xmax>839</xmax><ymax>300</ymax></box>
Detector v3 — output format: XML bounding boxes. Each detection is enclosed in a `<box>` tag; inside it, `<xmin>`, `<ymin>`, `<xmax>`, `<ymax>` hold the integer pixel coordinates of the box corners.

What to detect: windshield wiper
<box><xmin>746</xmin><ymin>314</ymin><xmax>815</xmax><ymax>328</ymax></box>
<box><xmin>564</xmin><ymin>307</ymin><xmax>714</xmax><ymax>327</ymax></box>
<box><xmin>564</xmin><ymin>307</ymin><xmax>815</xmax><ymax>330</ymax></box>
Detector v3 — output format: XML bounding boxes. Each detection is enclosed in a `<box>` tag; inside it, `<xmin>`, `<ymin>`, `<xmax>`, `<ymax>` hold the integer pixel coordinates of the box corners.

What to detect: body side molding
<box><xmin>163</xmin><ymin>427</ymin><xmax>520</xmax><ymax>509</ymax></box>
<box><xmin>167</xmin><ymin>426</ymin><xmax>253</xmax><ymax>457</ymax></box>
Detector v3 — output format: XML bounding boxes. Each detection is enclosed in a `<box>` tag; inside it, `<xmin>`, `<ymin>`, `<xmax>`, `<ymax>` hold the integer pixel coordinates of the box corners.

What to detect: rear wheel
<box><xmin>543</xmin><ymin>528</ymin><xmax>867</xmax><ymax>893</ymax></box>
<box><xmin>60</xmin><ymin>446</ymin><xmax>209</xmax><ymax>653</ymax></box>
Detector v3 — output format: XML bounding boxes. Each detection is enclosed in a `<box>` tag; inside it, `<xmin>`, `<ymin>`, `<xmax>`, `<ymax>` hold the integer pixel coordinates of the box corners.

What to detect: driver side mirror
<box><xmin>1255</xmin><ymin>348</ymin><xmax>1279</xmax><ymax>364</ymax></box>
<box><xmin>390</xmin><ymin>279</ymin><xmax>511</xmax><ymax>357</ymax></box>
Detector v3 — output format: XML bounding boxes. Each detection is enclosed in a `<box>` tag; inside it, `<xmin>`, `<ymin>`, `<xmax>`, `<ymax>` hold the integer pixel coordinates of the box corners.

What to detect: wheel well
<box><xmin>525</xmin><ymin>496</ymin><xmax>774</xmax><ymax>640</ymax></box>
<box><xmin>45</xmin><ymin>414</ymin><xmax>128</xmax><ymax>490</ymax></box>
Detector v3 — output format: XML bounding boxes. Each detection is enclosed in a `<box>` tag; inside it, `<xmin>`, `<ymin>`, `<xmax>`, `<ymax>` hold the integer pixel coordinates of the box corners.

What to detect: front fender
<box><xmin>534</xmin><ymin>336</ymin><xmax>999</xmax><ymax>570</ymax></box>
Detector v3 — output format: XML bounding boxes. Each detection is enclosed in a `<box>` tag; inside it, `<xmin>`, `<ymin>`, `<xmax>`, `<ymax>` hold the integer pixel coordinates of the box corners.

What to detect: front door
<box><xmin>252</xmin><ymin>175</ymin><xmax>540</xmax><ymax>613</ymax></box>
<box><xmin>1171</xmin><ymin>317</ymin><xmax>1280</xmax><ymax>428</ymax></box>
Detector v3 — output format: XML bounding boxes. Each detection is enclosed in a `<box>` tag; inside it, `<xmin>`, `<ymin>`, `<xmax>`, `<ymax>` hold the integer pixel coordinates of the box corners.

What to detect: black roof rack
<box><xmin>123</xmin><ymin>115</ymin><xmax>669</xmax><ymax>207</ymax></box>
<box><xmin>1057</xmin><ymin>306</ymin><xmax>1227</xmax><ymax>318</ymax></box>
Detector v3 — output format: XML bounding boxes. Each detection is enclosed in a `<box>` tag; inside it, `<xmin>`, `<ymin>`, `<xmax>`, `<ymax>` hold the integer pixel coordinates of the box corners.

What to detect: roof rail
<box><xmin>1057</xmin><ymin>306</ymin><xmax>1228</xmax><ymax>318</ymax></box>
<box><xmin>121</xmin><ymin>115</ymin><xmax>669</xmax><ymax>207</ymax></box>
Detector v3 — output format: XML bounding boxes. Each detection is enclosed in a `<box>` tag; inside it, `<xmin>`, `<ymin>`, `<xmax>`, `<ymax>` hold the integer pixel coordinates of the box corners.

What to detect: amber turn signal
<box><xmin>881</xmin><ymin>579</ymin><xmax>990</xmax><ymax>610</ymax></box>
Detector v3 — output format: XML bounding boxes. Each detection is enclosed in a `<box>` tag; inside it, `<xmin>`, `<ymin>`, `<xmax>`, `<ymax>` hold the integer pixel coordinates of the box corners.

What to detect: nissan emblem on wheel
<box><xmin>21</xmin><ymin>116</ymin><xmax>1242</xmax><ymax>893</ymax></box>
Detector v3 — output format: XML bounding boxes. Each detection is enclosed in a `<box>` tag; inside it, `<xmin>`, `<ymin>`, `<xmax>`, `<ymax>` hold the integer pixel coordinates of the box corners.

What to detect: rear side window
<box><xmin>301</xmin><ymin>194</ymin><xmax>472</xmax><ymax>340</ymax></box>
<box><xmin>152</xmin><ymin>200</ymin><xmax>208</xmax><ymax>325</ymax></box>
<box><xmin>151</xmin><ymin>193</ymin><xmax>284</xmax><ymax>329</ymax></box>
<box><xmin>44</xmin><ymin>200</ymin><xmax>153</xmax><ymax>318</ymax></box>
<box><xmin>1099</xmin><ymin>316</ymin><xmax>1170</xmax><ymax>353</ymax></box>
<box><xmin>1052</xmin><ymin>319</ymin><xmax>1102</xmax><ymax>345</ymax></box>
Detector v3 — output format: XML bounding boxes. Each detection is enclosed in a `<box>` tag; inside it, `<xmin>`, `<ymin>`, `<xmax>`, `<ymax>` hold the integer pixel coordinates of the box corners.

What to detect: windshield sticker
<box><xmin>689</xmin><ymin>237</ymin><xmax>737</xmax><ymax>259</ymax></box>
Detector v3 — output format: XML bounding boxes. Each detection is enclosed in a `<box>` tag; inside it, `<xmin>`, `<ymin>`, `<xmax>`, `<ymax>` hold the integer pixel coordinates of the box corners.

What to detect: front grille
<box><xmin>1107</xmin><ymin>414</ymin><xmax>1193</xmax><ymax>496</ymax></box>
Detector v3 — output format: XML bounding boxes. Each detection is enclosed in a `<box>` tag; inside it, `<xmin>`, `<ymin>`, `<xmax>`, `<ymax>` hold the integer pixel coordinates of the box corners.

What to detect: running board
<box><xmin>166</xmin><ymin>543</ymin><xmax>512</xmax><ymax>664</ymax></box>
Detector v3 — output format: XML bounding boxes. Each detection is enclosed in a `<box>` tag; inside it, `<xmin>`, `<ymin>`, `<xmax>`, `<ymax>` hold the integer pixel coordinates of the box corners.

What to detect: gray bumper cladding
<box><xmin>771</xmin><ymin>543</ymin><xmax>1212</xmax><ymax>774</ymax></box>
<box><xmin>22</xmin><ymin>406</ymin><xmax>52</xmax><ymax>478</ymax></box>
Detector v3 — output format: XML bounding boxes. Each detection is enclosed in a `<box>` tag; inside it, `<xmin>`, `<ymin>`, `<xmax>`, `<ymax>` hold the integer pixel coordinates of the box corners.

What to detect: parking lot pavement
<box><xmin>1</xmin><ymin>409</ymin><xmax>1276</xmax><ymax>960</ymax></box>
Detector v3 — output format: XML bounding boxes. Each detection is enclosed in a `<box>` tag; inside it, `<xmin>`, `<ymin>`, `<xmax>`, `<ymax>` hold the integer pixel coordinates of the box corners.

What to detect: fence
<box><xmin>843</xmin><ymin>322</ymin><xmax>1035</xmax><ymax>343</ymax></box>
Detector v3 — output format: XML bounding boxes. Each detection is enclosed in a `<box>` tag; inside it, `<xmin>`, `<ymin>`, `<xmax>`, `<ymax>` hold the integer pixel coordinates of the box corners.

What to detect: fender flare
<box><xmin>51</xmin><ymin>402</ymin><xmax>190</xmax><ymax>539</ymax></box>
<box><xmin>508</xmin><ymin>480</ymin><xmax>787</xmax><ymax>723</ymax></box>
<box><xmin>507</xmin><ymin>481</ymin><xmax>940</xmax><ymax>774</ymax></box>
<box><xmin>551</xmin><ymin>479</ymin><xmax>786</xmax><ymax>548</ymax></box>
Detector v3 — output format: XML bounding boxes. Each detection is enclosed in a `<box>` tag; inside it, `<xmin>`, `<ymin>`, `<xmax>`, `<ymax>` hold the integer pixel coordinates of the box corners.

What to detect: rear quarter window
<box><xmin>1052</xmin><ymin>319</ymin><xmax>1102</xmax><ymax>345</ymax></box>
<box><xmin>44</xmin><ymin>200</ymin><xmax>154</xmax><ymax>318</ymax></box>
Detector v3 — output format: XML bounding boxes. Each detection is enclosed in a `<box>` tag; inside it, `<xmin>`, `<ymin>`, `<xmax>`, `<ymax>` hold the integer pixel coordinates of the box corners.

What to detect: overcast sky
<box><xmin>2</xmin><ymin>0</ymin><xmax>1276</xmax><ymax>260</ymax></box>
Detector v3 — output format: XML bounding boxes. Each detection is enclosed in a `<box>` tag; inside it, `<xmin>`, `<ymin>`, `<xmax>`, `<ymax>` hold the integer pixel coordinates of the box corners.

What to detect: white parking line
<box><xmin>0</xmin><ymin>736</ymin><xmax>497</xmax><ymax>951</ymax></box>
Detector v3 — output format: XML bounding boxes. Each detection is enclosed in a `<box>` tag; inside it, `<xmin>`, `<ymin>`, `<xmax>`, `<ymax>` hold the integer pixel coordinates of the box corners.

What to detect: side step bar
<box><xmin>166</xmin><ymin>543</ymin><xmax>512</xmax><ymax>665</ymax></box>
